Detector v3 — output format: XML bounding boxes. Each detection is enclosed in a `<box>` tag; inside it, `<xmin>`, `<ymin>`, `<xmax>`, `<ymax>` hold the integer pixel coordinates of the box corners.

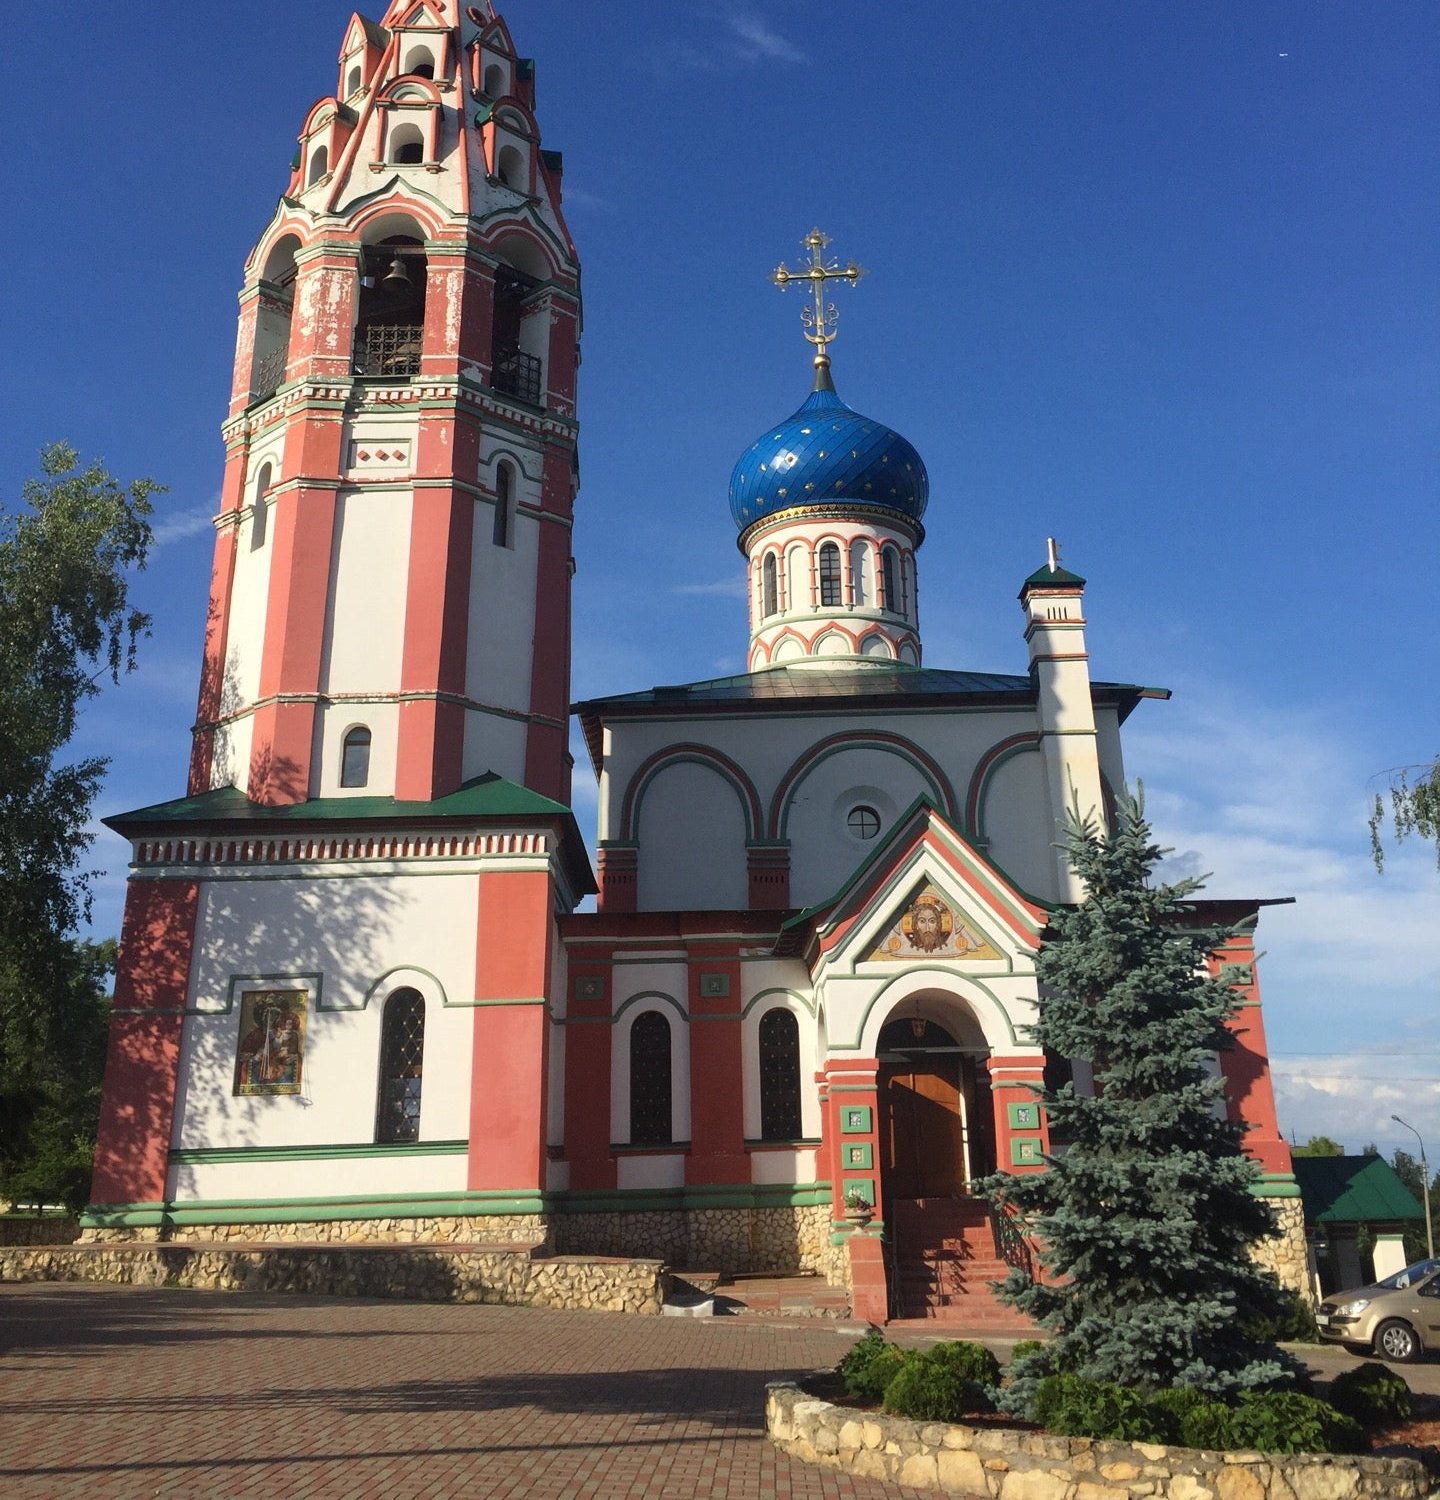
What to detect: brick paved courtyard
<box><xmin>0</xmin><ymin>1285</ymin><xmax>950</xmax><ymax>1499</ymax></box>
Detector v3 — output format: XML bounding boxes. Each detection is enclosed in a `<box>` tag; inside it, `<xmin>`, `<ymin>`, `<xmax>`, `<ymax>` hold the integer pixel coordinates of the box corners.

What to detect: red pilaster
<box><xmin>847</xmin><ymin>1229</ymin><xmax>889</xmax><ymax>1323</ymax></box>
<box><xmin>1214</xmin><ymin>937</ymin><xmax>1293</xmax><ymax>1178</ymax></box>
<box><xmin>250</xmin><ymin>480</ymin><xmax>339</xmax><ymax>804</ymax></box>
<box><xmin>468</xmin><ymin>869</ymin><xmax>555</xmax><ymax>1193</ymax></box>
<box><xmin>289</xmin><ymin>248</ymin><xmax>360</xmax><ymax>383</ymax></box>
<box><xmin>988</xmin><ymin>1054</ymin><xmax>1050</xmax><ymax>1175</ymax></box>
<box><xmin>685</xmin><ymin>957</ymin><xmax>746</xmax><ymax>1185</ymax></box>
<box><xmin>523</xmin><ymin>445</ymin><xmax>574</xmax><ymax>804</ymax></box>
<box><xmin>90</xmin><ymin>880</ymin><xmax>201</xmax><ymax>1206</ymax></box>
<box><xmin>596</xmin><ymin>845</ymin><xmax>638</xmax><ymax>913</ymax></box>
<box><xmin>825</xmin><ymin>1058</ymin><xmax>882</xmax><ymax>1220</ymax></box>
<box><xmin>563</xmin><ymin>964</ymin><xmax>615</xmax><ymax>1190</ymax></box>
<box><xmin>395</xmin><ymin>412</ymin><xmax>481</xmax><ymax>801</ymax></box>
<box><xmin>746</xmin><ymin>844</ymin><xmax>791</xmax><ymax>909</ymax></box>
<box><xmin>189</xmin><ymin>450</ymin><xmax>243</xmax><ymax>794</ymax></box>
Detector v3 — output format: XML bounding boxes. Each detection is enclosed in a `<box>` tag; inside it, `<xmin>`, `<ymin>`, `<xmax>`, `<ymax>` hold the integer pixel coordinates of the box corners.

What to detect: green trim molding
<box><xmin>170</xmin><ymin>1140</ymin><xmax>468</xmax><ymax>1166</ymax></box>
<box><xmin>81</xmin><ymin>1180</ymin><xmax>836</xmax><ymax>1230</ymax></box>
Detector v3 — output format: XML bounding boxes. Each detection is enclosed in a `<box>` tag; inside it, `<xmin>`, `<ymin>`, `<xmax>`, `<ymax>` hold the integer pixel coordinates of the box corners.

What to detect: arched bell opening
<box><xmin>876</xmin><ymin>993</ymin><xmax>996</xmax><ymax>1201</ymax></box>
<box><xmin>249</xmin><ymin>234</ymin><xmax>301</xmax><ymax>404</ymax></box>
<box><xmin>354</xmin><ymin>232</ymin><xmax>428</xmax><ymax>378</ymax></box>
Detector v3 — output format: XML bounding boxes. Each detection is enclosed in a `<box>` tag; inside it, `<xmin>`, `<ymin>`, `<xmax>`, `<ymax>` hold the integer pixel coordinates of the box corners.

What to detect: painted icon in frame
<box><xmin>233</xmin><ymin>988</ymin><xmax>308</xmax><ymax>1096</ymax></box>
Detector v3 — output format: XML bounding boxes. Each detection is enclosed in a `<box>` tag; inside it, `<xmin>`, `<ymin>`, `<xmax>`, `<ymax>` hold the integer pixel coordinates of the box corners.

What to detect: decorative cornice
<box><xmin>738</xmin><ymin>502</ymin><xmax>923</xmax><ymax>555</ymax></box>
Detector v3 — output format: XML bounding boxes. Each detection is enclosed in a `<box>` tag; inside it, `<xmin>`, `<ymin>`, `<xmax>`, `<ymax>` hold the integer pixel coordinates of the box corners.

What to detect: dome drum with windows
<box><xmin>737</xmin><ymin>230</ymin><xmax>930</xmax><ymax>671</ymax></box>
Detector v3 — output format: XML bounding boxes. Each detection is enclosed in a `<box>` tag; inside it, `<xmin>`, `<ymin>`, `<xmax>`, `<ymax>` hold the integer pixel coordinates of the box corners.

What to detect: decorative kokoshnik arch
<box><xmin>619</xmin><ymin>744</ymin><xmax>765</xmax><ymax>842</ymax></box>
<box><xmin>768</xmin><ymin>732</ymin><xmax>959</xmax><ymax>839</ymax></box>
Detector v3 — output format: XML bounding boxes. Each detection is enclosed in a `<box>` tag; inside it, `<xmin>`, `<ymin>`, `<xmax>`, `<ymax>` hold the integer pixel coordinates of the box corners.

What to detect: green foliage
<box><xmin>1009</xmin><ymin>1339</ymin><xmax>1047</xmax><ymax>1366</ymax></box>
<box><xmin>838</xmin><ymin>1331</ymin><xmax>885</xmax><ymax>1386</ymax></box>
<box><xmin>1029</xmin><ymin>1377</ymin><xmax>1364</xmax><ymax>1456</ymax></box>
<box><xmin>1326</xmin><ymin>1363</ymin><xmax>1412</xmax><ymax>1429</ymax></box>
<box><xmin>842</xmin><ymin>1340</ymin><xmax>909</xmax><ymax>1402</ymax></box>
<box><xmin>883</xmin><ymin>1346</ymin><xmax>992</xmax><ymax>1422</ymax></box>
<box><xmin>1291</xmin><ymin>1136</ymin><xmax>1345</xmax><ymax>1157</ymax></box>
<box><xmin>1</xmin><ymin>939</ymin><xmax>113</xmax><ymax>1211</ymax></box>
<box><xmin>0</xmin><ymin>445</ymin><xmax>158</xmax><ymax>1192</ymax></box>
<box><xmin>1029</xmin><ymin>1375</ymin><xmax>1160</xmax><ymax>1443</ymax></box>
<box><xmin>982</xmin><ymin>791</ymin><xmax>1300</xmax><ymax>1404</ymax></box>
<box><xmin>1241</xmin><ymin>1289</ymin><xmax>1320</xmax><ymax>1345</ymax></box>
<box><xmin>1370</xmin><ymin>760</ymin><xmax>1440</xmax><ymax>871</ymax></box>
<box><xmin>922</xmin><ymin>1340</ymin><xmax>1001</xmax><ymax>1395</ymax></box>
<box><xmin>1230</xmin><ymin>1391</ymin><xmax>1365</xmax><ymax>1455</ymax></box>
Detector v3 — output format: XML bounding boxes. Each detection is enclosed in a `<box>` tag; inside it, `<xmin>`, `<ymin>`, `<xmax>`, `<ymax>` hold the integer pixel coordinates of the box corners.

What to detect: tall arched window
<box><xmin>881</xmin><ymin>548</ymin><xmax>899</xmax><ymax>613</ymax></box>
<box><xmin>629</xmin><ymin>1010</ymin><xmax>672</xmax><ymax>1145</ymax></box>
<box><xmin>762</xmin><ymin>553</ymin><xmax>778</xmax><ymax>617</ymax></box>
<box><xmin>818</xmin><ymin>542</ymin><xmax>842</xmax><ymax>607</ymax></box>
<box><xmin>307</xmin><ymin>144</ymin><xmax>328</xmax><ymax>186</ymax></box>
<box><xmin>376</xmin><ymin>988</ymin><xmax>425</xmax><ymax>1142</ymax></box>
<box><xmin>849</xmin><ymin>539</ymin><xmax>870</xmax><ymax>607</ymax></box>
<box><xmin>251</xmin><ymin>463</ymin><xmax>272</xmax><ymax>550</ymax></box>
<box><xmin>340</xmin><ymin>726</ymin><xmax>371</xmax><ymax>787</ymax></box>
<box><xmin>493</xmin><ymin>461</ymin><xmax>513</xmax><ymax>546</ymax></box>
<box><xmin>390</xmin><ymin>122</ymin><xmax>425</xmax><ymax>164</ymax></box>
<box><xmin>759</xmin><ymin>1008</ymin><xmax>802</xmax><ymax>1141</ymax></box>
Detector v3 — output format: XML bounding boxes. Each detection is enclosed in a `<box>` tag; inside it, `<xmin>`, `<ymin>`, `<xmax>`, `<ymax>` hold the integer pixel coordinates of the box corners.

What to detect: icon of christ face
<box><xmin>908</xmin><ymin>899</ymin><xmax>945</xmax><ymax>952</ymax></box>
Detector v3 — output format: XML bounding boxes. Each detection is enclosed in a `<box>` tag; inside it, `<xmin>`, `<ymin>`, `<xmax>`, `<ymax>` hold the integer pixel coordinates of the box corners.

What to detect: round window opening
<box><xmin>847</xmin><ymin>804</ymin><xmax>881</xmax><ymax>840</ymax></box>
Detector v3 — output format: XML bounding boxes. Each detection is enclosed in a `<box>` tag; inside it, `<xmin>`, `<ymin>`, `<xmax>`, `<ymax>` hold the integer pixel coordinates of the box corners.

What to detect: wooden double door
<box><xmin>878</xmin><ymin>1020</ymin><xmax>995</xmax><ymax>1198</ymax></box>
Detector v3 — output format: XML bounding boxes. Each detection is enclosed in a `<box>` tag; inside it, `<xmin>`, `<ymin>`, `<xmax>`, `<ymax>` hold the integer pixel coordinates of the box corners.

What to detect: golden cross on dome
<box><xmin>772</xmin><ymin>229</ymin><xmax>865</xmax><ymax>386</ymax></box>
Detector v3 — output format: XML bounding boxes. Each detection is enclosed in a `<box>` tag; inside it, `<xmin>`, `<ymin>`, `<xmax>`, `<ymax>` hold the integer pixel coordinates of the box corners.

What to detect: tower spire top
<box><xmin>772</xmin><ymin>228</ymin><xmax>865</xmax><ymax>392</ymax></box>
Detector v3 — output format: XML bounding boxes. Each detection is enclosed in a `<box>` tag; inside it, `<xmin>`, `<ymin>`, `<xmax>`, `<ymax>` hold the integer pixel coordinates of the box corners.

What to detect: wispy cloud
<box><xmin>648</xmin><ymin>10</ymin><xmax>808</xmax><ymax>75</ymax></box>
<box><xmin>727</xmin><ymin>13</ymin><xmax>808</xmax><ymax>65</ymax></box>
<box><xmin>672</xmin><ymin>577</ymin><xmax>748</xmax><ymax>598</ymax></box>
<box><xmin>1123</xmin><ymin>689</ymin><xmax>1440</xmax><ymax>1152</ymax></box>
<box><xmin>560</xmin><ymin>185</ymin><xmax>614</xmax><ymax>213</ymax></box>
<box><xmin>150</xmin><ymin>502</ymin><xmax>215</xmax><ymax>546</ymax></box>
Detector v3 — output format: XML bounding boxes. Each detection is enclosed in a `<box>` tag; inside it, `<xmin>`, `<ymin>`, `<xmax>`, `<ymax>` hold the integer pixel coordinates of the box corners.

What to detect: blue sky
<box><xmin>4</xmin><ymin>2</ymin><xmax>1437</xmax><ymax>1155</ymax></box>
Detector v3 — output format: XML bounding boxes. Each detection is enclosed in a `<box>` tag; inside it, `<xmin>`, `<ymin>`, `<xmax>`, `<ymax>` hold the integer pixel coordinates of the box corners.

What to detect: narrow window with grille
<box><xmin>759</xmin><ymin>1008</ymin><xmax>802</xmax><ymax>1140</ymax></box>
<box><xmin>629</xmin><ymin>1010</ymin><xmax>672</xmax><ymax>1145</ymax></box>
<box><xmin>376</xmin><ymin>988</ymin><xmax>425</xmax><ymax>1143</ymax></box>
<box><xmin>762</xmin><ymin>553</ymin><xmax>778</xmax><ymax>617</ymax></box>
<box><xmin>881</xmin><ymin>548</ymin><xmax>899</xmax><ymax>612</ymax></box>
<box><xmin>818</xmin><ymin>542</ymin><xmax>842</xmax><ymax>607</ymax></box>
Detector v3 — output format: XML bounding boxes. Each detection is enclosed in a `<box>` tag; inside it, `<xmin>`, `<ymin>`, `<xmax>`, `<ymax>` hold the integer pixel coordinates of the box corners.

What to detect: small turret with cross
<box><xmin>773</xmin><ymin>229</ymin><xmax>865</xmax><ymax>391</ymax></box>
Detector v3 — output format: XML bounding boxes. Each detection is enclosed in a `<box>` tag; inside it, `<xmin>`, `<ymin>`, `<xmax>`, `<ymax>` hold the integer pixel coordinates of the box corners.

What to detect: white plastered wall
<box><xmin>167</xmin><ymin>861</ymin><xmax>482</xmax><ymax>1202</ymax></box>
<box><xmin>635</xmin><ymin>761</ymin><xmax>748</xmax><ymax>910</ymax></box>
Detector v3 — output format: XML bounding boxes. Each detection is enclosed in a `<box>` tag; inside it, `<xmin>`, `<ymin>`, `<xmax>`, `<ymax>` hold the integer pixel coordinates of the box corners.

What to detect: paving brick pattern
<box><xmin>0</xmin><ymin>1285</ymin><xmax>951</xmax><ymax>1499</ymax></box>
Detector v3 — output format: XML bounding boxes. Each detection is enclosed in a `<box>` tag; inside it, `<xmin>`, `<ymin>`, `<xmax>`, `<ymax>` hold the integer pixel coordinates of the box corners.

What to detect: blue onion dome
<box><xmin>728</xmin><ymin>381</ymin><xmax>929</xmax><ymax>533</ymax></box>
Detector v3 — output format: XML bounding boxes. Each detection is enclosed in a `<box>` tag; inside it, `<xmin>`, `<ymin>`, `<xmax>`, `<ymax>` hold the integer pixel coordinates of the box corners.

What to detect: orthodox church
<box><xmin>86</xmin><ymin>0</ymin><xmax>1304</xmax><ymax>1320</ymax></box>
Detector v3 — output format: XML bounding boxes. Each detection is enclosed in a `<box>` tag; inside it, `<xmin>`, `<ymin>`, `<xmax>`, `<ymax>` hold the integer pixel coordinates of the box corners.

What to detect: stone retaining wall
<box><xmin>555</xmin><ymin>1204</ymin><xmax>848</xmax><ymax>1286</ymax></box>
<box><xmin>765</xmin><ymin>1381</ymin><xmax>1430</xmax><ymax>1499</ymax></box>
<box><xmin>0</xmin><ymin>1243</ymin><xmax>666</xmax><ymax>1314</ymax></box>
<box><xmin>0</xmin><ymin>1215</ymin><xmax>80</xmax><ymax>1247</ymax></box>
<box><xmin>79</xmin><ymin>1214</ymin><xmax>547</xmax><ymax>1247</ymax></box>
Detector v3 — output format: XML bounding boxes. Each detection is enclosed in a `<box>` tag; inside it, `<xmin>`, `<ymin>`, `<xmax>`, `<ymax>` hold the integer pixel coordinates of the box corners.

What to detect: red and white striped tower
<box><xmin>191</xmin><ymin>0</ymin><xmax>580</xmax><ymax>810</ymax></box>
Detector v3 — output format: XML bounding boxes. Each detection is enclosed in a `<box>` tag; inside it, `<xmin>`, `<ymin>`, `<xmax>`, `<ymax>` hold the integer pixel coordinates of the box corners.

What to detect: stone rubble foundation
<box><xmin>79</xmin><ymin>1213</ymin><xmax>548</xmax><ymax>1247</ymax></box>
<box><xmin>765</xmin><ymin>1381</ymin><xmax>1430</xmax><ymax>1500</ymax></box>
<box><xmin>0</xmin><ymin>1242</ymin><xmax>666</xmax><ymax>1315</ymax></box>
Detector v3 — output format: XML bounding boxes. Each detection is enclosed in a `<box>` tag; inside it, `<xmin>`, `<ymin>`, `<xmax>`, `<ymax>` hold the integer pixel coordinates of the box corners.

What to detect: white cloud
<box><xmin>1122</xmin><ymin>686</ymin><xmax>1440</xmax><ymax>1150</ymax></box>
<box><xmin>150</xmin><ymin>502</ymin><xmax>215</xmax><ymax>546</ymax></box>
<box><xmin>727</xmin><ymin>14</ymin><xmax>807</xmax><ymax>64</ymax></box>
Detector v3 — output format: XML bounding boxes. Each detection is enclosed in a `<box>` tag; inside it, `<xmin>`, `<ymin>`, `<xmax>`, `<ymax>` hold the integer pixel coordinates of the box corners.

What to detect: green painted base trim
<box><xmin>1252</xmin><ymin>1173</ymin><xmax>1302</xmax><ymax>1200</ymax></box>
<box><xmin>81</xmin><ymin>1181</ymin><xmax>836</xmax><ymax>1230</ymax></box>
<box><xmin>560</xmin><ymin>1183</ymin><xmax>833</xmax><ymax>1214</ymax></box>
<box><xmin>170</xmin><ymin>1140</ymin><xmax>468</xmax><ymax>1166</ymax></box>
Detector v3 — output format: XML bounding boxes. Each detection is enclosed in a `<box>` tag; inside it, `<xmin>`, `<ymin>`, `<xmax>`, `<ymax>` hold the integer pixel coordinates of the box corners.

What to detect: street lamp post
<box><xmin>1392</xmin><ymin>1114</ymin><xmax>1435</xmax><ymax>1261</ymax></box>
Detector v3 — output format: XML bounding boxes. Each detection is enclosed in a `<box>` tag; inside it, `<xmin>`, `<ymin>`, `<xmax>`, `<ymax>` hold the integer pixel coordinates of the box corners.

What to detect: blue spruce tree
<box><xmin>988</xmin><ymin>791</ymin><xmax>1298</xmax><ymax>1402</ymax></box>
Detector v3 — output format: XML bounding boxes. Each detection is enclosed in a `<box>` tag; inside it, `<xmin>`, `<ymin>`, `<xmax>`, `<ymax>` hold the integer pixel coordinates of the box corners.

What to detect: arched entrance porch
<box><xmin>877</xmin><ymin>997</ymin><xmax>995</xmax><ymax>1200</ymax></box>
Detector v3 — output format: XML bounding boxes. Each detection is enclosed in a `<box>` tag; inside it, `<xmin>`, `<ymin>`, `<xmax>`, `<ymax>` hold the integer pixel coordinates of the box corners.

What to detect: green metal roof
<box><xmin>1022</xmin><ymin>563</ymin><xmax>1088</xmax><ymax>589</ymax></box>
<box><xmin>577</xmin><ymin>663</ymin><xmax>1163</xmax><ymax>712</ymax></box>
<box><xmin>1292</xmin><ymin>1155</ymin><xmax>1425</xmax><ymax>1225</ymax></box>
<box><xmin>105</xmin><ymin>775</ymin><xmax>572</xmax><ymax>831</ymax></box>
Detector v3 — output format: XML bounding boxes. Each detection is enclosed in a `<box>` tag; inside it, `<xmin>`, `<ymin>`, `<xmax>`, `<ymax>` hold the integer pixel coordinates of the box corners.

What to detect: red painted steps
<box><xmin>886</xmin><ymin>1195</ymin><xmax>1038</xmax><ymax>1332</ymax></box>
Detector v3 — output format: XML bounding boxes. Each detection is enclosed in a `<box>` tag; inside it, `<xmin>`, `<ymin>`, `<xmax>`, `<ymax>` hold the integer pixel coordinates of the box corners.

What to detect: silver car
<box><xmin>1316</xmin><ymin>1256</ymin><xmax>1440</xmax><ymax>1362</ymax></box>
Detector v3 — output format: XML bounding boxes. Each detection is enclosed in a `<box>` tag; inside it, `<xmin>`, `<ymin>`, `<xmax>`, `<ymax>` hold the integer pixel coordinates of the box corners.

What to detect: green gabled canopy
<box><xmin>104</xmin><ymin>775</ymin><xmax>596</xmax><ymax>893</ymax></box>
<box><xmin>1293</xmin><ymin>1154</ymin><xmax>1426</xmax><ymax>1224</ymax></box>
